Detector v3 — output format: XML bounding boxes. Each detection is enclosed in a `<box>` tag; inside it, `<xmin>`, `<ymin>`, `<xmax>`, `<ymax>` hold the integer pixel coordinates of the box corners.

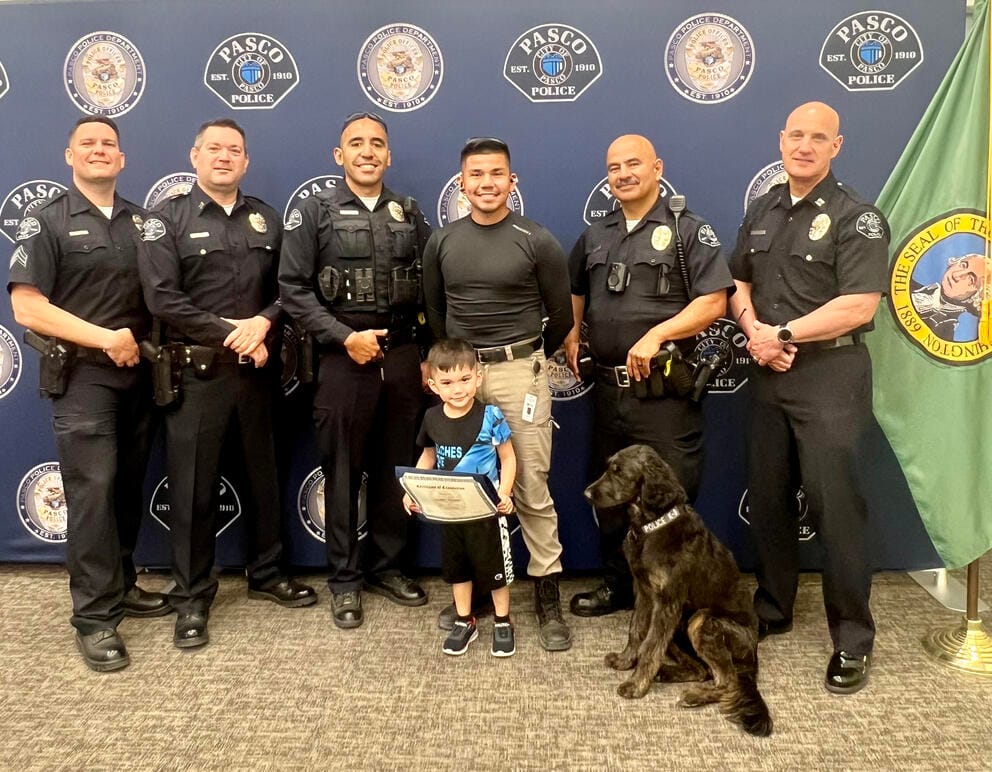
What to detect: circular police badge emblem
<box><xmin>819</xmin><ymin>11</ymin><xmax>923</xmax><ymax>92</ymax></box>
<box><xmin>666</xmin><ymin>14</ymin><xmax>754</xmax><ymax>104</ymax></box>
<box><xmin>17</xmin><ymin>463</ymin><xmax>68</xmax><ymax>543</ymax></box>
<box><xmin>297</xmin><ymin>467</ymin><xmax>326</xmax><ymax>542</ymax></box>
<box><xmin>547</xmin><ymin>329</ymin><xmax>593</xmax><ymax>401</ymax></box>
<box><xmin>436</xmin><ymin>172</ymin><xmax>524</xmax><ymax>226</ymax></box>
<box><xmin>144</xmin><ymin>173</ymin><xmax>197</xmax><ymax>210</ymax></box>
<box><xmin>280</xmin><ymin>320</ymin><xmax>302</xmax><ymax>397</ymax></box>
<box><xmin>652</xmin><ymin>226</ymin><xmax>672</xmax><ymax>252</ymax></box>
<box><xmin>888</xmin><ymin>209</ymin><xmax>991</xmax><ymax>364</ymax></box>
<box><xmin>503</xmin><ymin>23</ymin><xmax>603</xmax><ymax>103</ymax></box>
<box><xmin>64</xmin><ymin>31</ymin><xmax>145</xmax><ymax>116</ymax></box>
<box><xmin>149</xmin><ymin>476</ymin><xmax>242</xmax><ymax>535</ymax></box>
<box><xmin>743</xmin><ymin>161</ymin><xmax>787</xmax><ymax>215</ymax></box>
<box><xmin>0</xmin><ymin>59</ymin><xmax>9</xmax><ymax>100</ymax></box>
<box><xmin>739</xmin><ymin>486</ymin><xmax>814</xmax><ymax>541</ymax></box>
<box><xmin>582</xmin><ymin>177</ymin><xmax>677</xmax><ymax>225</ymax></box>
<box><xmin>1</xmin><ymin>180</ymin><xmax>67</xmax><ymax>245</ymax></box>
<box><xmin>358</xmin><ymin>24</ymin><xmax>443</xmax><ymax>112</ymax></box>
<box><xmin>204</xmin><ymin>33</ymin><xmax>300</xmax><ymax>109</ymax></box>
<box><xmin>283</xmin><ymin>175</ymin><xmax>343</xmax><ymax>226</ymax></box>
<box><xmin>809</xmin><ymin>213</ymin><xmax>831</xmax><ymax>241</ymax></box>
<box><xmin>690</xmin><ymin>317</ymin><xmax>750</xmax><ymax>395</ymax></box>
<box><xmin>0</xmin><ymin>324</ymin><xmax>23</xmax><ymax>400</ymax></box>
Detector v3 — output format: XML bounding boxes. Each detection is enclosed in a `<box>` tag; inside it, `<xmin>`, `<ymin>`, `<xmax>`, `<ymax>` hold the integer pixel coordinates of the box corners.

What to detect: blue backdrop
<box><xmin>0</xmin><ymin>0</ymin><xmax>960</xmax><ymax>572</ymax></box>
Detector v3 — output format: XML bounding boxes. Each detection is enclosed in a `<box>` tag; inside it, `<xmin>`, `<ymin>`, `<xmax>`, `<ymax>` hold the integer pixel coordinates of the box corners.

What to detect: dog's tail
<box><xmin>720</xmin><ymin>657</ymin><xmax>773</xmax><ymax>737</ymax></box>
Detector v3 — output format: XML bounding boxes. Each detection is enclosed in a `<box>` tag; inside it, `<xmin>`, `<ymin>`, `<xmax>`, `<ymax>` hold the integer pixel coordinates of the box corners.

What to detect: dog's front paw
<box><xmin>605</xmin><ymin>651</ymin><xmax>636</xmax><ymax>671</ymax></box>
<box><xmin>617</xmin><ymin>678</ymin><xmax>650</xmax><ymax>699</ymax></box>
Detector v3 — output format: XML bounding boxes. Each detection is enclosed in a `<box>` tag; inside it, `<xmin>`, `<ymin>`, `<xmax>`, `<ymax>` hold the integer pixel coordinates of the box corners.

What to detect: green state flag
<box><xmin>867</xmin><ymin>0</ymin><xmax>992</xmax><ymax>568</ymax></box>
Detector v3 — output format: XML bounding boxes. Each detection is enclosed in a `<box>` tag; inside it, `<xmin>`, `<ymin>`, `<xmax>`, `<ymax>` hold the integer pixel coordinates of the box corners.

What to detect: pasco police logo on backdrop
<box><xmin>888</xmin><ymin>209</ymin><xmax>991</xmax><ymax>365</ymax></box>
<box><xmin>63</xmin><ymin>31</ymin><xmax>145</xmax><ymax>116</ymax></box>
<box><xmin>503</xmin><ymin>23</ymin><xmax>603</xmax><ymax>103</ymax></box>
<box><xmin>0</xmin><ymin>58</ymin><xmax>9</xmax><ymax>100</ymax></box>
<box><xmin>744</xmin><ymin>161</ymin><xmax>787</xmax><ymax>214</ymax></box>
<box><xmin>666</xmin><ymin>13</ymin><xmax>754</xmax><ymax>104</ymax></box>
<box><xmin>149</xmin><ymin>476</ymin><xmax>242</xmax><ymax>535</ymax></box>
<box><xmin>739</xmin><ymin>487</ymin><xmax>815</xmax><ymax>541</ymax></box>
<box><xmin>205</xmin><ymin>33</ymin><xmax>299</xmax><ymax>109</ymax></box>
<box><xmin>0</xmin><ymin>324</ymin><xmax>23</xmax><ymax>400</ymax></box>
<box><xmin>436</xmin><ymin>173</ymin><xmax>524</xmax><ymax>226</ymax></box>
<box><xmin>0</xmin><ymin>180</ymin><xmax>68</xmax><ymax>245</ymax></box>
<box><xmin>358</xmin><ymin>24</ymin><xmax>443</xmax><ymax>112</ymax></box>
<box><xmin>298</xmin><ymin>468</ymin><xmax>369</xmax><ymax>543</ymax></box>
<box><xmin>17</xmin><ymin>462</ymin><xmax>68</xmax><ymax>543</ymax></box>
<box><xmin>283</xmin><ymin>175</ymin><xmax>343</xmax><ymax>229</ymax></box>
<box><xmin>144</xmin><ymin>173</ymin><xmax>197</xmax><ymax>210</ymax></box>
<box><xmin>583</xmin><ymin>177</ymin><xmax>677</xmax><ymax>225</ymax></box>
<box><xmin>820</xmin><ymin>11</ymin><xmax>923</xmax><ymax>91</ymax></box>
<box><xmin>691</xmin><ymin>317</ymin><xmax>751</xmax><ymax>394</ymax></box>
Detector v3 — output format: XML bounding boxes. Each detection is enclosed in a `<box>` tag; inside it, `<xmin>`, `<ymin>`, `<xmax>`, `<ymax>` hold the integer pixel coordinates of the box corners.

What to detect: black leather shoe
<box><xmin>569</xmin><ymin>584</ymin><xmax>633</xmax><ymax>617</ymax></box>
<box><xmin>365</xmin><ymin>574</ymin><xmax>428</xmax><ymax>607</ymax></box>
<box><xmin>825</xmin><ymin>650</ymin><xmax>871</xmax><ymax>694</ymax></box>
<box><xmin>757</xmin><ymin>618</ymin><xmax>793</xmax><ymax>641</ymax></box>
<box><xmin>123</xmin><ymin>585</ymin><xmax>172</xmax><ymax>618</ymax></box>
<box><xmin>331</xmin><ymin>591</ymin><xmax>363</xmax><ymax>629</ymax></box>
<box><xmin>248</xmin><ymin>578</ymin><xmax>318</xmax><ymax>608</ymax></box>
<box><xmin>174</xmin><ymin>612</ymin><xmax>209</xmax><ymax>649</ymax></box>
<box><xmin>75</xmin><ymin>629</ymin><xmax>129</xmax><ymax>672</ymax></box>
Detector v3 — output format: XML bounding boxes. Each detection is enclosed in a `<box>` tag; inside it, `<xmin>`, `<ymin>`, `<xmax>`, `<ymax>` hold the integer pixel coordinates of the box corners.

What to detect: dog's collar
<box><xmin>641</xmin><ymin>506</ymin><xmax>681</xmax><ymax>535</ymax></box>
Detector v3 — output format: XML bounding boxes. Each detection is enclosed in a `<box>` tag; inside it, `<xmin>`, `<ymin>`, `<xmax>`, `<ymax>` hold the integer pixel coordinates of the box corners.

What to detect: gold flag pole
<box><xmin>923</xmin><ymin>11</ymin><xmax>992</xmax><ymax>674</ymax></box>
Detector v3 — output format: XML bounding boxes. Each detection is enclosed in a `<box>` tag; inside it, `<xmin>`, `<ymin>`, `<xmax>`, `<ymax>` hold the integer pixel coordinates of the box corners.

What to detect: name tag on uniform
<box><xmin>338</xmin><ymin>209</ymin><xmax>360</xmax><ymax>216</ymax></box>
<box><xmin>749</xmin><ymin>229</ymin><xmax>766</xmax><ymax>236</ymax></box>
<box><xmin>189</xmin><ymin>231</ymin><xmax>210</xmax><ymax>238</ymax></box>
<box><xmin>68</xmin><ymin>230</ymin><xmax>89</xmax><ymax>236</ymax></box>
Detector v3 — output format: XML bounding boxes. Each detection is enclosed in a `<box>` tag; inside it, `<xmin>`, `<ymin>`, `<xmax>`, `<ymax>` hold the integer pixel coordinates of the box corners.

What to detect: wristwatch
<box><xmin>776</xmin><ymin>323</ymin><xmax>794</xmax><ymax>344</ymax></box>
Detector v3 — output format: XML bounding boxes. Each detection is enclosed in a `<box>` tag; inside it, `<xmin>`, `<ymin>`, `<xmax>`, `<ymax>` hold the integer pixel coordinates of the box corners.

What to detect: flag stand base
<box><xmin>922</xmin><ymin>618</ymin><xmax>992</xmax><ymax>675</ymax></box>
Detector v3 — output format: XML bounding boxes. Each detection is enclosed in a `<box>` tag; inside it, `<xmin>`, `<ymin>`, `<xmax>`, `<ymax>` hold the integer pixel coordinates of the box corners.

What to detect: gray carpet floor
<box><xmin>1</xmin><ymin>563</ymin><xmax>991</xmax><ymax>771</ymax></box>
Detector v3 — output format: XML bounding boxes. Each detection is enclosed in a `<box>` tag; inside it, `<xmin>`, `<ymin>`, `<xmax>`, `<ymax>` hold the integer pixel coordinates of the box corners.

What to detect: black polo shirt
<box><xmin>569</xmin><ymin>197</ymin><xmax>732</xmax><ymax>365</ymax></box>
<box><xmin>6</xmin><ymin>186</ymin><xmax>150</xmax><ymax>337</ymax></box>
<box><xmin>138</xmin><ymin>184</ymin><xmax>281</xmax><ymax>346</ymax></box>
<box><xmin>729</xmin><ymin>173</ymin><xmax>889</xmax><ymax>331</ymax></box>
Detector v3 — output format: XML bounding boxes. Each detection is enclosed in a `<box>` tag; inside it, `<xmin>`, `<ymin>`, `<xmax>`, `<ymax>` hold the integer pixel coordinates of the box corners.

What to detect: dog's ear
<box><xmin>640</xmin><ymin>448</ymin><xmax>688</xmax><ymax>512</ymax></box>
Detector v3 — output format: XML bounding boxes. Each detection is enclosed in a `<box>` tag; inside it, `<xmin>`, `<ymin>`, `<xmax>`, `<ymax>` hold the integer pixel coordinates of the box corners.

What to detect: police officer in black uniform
<box><xmin>279</xmin><ymin>112</ymin><xmax>431</xmax><ymax>629</ymax></box>
<box><xmin>728</xmin><ymin>102</ymin><xmax>888</xmax><ymax>694</ymax></box>
<box><xmin>8</xmin><ymin>116</ymin><xmax>169</xmax><ymax>672</ymax></box>
<box><xmin>566</xmin><ymin>134</ymin><xmax>732</xmax><ymax>617</ymax></box>
<box><xmin>139</xmin><ymin>118</ymin><xmax>316</xmax><ymax>649</ymax></box>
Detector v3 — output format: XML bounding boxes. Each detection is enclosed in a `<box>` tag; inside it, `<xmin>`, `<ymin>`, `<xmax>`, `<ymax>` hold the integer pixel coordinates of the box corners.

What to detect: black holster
<box><xmin>24</xmin><ymin>329</ymin><xmax>73</xmax><ymax>399</ymax></box>
<box><xmin>139</xmin><ymin>341</ymin><xmax>181</xmax><ymax>407</ymax></box>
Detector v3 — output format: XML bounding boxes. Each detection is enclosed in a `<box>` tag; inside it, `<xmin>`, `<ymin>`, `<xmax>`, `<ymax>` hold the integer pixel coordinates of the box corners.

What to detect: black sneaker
<box><xmin>491</xmin><ymin>621</ymin><xmax>515</xmax><ymax>657</ymax></box>
<box><xmin>442</xmin><ymin>617</ymin><xmax>478</xmax><ymax>656</ymax></box>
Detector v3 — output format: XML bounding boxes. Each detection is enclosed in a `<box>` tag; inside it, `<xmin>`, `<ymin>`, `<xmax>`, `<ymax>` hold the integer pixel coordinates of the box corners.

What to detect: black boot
<box><xmin>535</xmin><ymin>574</ymin><xmax>572</xmax><ymax>651</ymax></box>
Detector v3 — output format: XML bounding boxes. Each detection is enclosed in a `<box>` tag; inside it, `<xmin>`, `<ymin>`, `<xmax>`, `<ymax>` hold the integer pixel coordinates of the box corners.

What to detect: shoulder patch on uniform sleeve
<box><xmin>855</xmin><ymin>211</ymin><xmax>884</xmax><ymax>240</ymax></box>
<box><xmin>10</xmin><ymin>245</ymin><xmax>28</xmax><ymax>269</ymax></box>
<box><xmin>697</xmin><ymin>223</ymin><xmax>721</xmax><ymax>248</ymax></box>
<box><xmin>15</xmin><ymin>217</ymin><xmax>40</xmax><ymax>241</ymax></box>
<box><xmin>142</xmin><ymin>218</ymin><xmax>166</xmax><ymax>242</ymax></box>
<box><xmin>284</xmin><ymin>208</ymin><xmax>302</xmax><ymax>231</ymax></box>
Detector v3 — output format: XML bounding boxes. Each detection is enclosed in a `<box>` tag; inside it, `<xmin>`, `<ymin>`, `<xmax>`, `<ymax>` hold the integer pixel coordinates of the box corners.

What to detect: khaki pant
<box><xmin>477</xmin><ymin>350</ymin><xmax>563</xmax><ymax>576</ymax></box>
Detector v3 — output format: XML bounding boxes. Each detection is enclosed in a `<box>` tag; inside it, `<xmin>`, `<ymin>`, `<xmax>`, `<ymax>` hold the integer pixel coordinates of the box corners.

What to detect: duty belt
<box><xmin>379</xmin><ymin>326</ymin><xmax>417</xmax><ymax>352</ymax></box>
<box><xmin>475</xmin><ymin>337</ymin><xmax>541</xmax><ymax>364</ymax></box>
<box><xmin>170</xmin><ymin>344</ymin><xmax>251</xmax><ymax>367</ymax></box>
<box><xmin>595</xmin><ymin>364</ymin><xmax>630</xmax><ymax>388</ymax></box>
<box><xmin>73</xmin><ymin>345</ymin><xmax>115</xmax><ymax>366</ymax></box>
<box><xmin>802</xmin><ymin>335</ymin><xmax>859</xmax><ymax>352</ymax></box>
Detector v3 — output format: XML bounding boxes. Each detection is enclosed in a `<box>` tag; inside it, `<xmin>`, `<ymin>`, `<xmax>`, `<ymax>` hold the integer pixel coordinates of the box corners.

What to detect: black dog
<box><xmin>585</xmin><ymin>444</ymin><xmax>772</xmax><ymax>737</ymax></box>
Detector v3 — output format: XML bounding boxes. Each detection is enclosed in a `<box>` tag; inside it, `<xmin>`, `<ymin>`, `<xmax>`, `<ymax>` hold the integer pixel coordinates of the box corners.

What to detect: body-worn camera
<box><xmin>606</xmin><ymin>262</ymin><xmax>630</xmax><ymax>293</ymax></box>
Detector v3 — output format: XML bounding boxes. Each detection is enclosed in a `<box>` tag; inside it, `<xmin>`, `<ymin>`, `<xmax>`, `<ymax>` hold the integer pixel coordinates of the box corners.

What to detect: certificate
<box><xmin>395</xmin><ymin>467</ymin><xmax>500</xmax><ymax>523</ymax></box>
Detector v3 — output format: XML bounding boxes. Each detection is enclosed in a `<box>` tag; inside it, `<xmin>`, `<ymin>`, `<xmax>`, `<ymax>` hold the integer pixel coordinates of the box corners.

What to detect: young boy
<box><xmin>403</xmin><ymin>338</ymin><xmax>517</xmax><ymax>656</ymax></box>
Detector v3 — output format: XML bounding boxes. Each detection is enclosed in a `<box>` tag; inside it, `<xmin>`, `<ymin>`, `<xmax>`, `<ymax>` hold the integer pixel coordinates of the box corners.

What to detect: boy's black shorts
<box><xmin>441</xmin><ymin>515</ymin><xmax>514</xmax><ymax>594</ymax></box>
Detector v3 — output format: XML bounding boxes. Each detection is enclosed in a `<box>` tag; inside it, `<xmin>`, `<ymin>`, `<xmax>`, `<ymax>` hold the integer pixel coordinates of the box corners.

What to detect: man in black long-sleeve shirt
<box><xmin>422</xmin><ymin>137</ymin><xmax>573</xmax><ymax>651</ymax></box>
<box><xmin>139</xmin><ymin>118</ymin><xmax>315</xmax><ymax>649</ymax></box>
